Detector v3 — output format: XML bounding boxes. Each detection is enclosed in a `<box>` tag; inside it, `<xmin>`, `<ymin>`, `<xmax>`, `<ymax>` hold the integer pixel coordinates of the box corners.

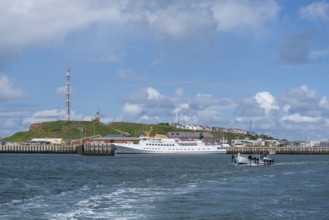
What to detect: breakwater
<box><xmin>0</xmin><ymin>144</ymin><xmax>115</xmax><ymax>156</ymax></box>
<box><xmin>226</xmin><ymin>147</ymin><xmax>329</xmax><ymax>154</ymax></box>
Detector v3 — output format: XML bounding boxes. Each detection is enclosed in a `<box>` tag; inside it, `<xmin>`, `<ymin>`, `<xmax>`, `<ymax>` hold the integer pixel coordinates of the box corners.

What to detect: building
<box><xmin>310</xmin><ymin>139</ymin><xmax>329</xmax><ymax>147</ymax></box>
<box><xmin>167</xmin><ymin>131</ymin><xmax>216</xmax><ymax>145</ymax></box>
<box><xmin>30</xmin><ymin>138</ymin><xmax>64</xmax><ymax>145</ymax></box>
<box><xmin>71</xmin><ymin>134</ymin><xmax>140</xmax><ymax>146</ymax></box>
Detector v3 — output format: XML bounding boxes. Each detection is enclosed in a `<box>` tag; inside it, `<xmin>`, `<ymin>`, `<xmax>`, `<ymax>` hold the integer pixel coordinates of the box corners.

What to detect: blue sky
<box><xmin>1</xmin><ymin>0</ymin><xmax>329</xmax><ymax>141</ymax></box>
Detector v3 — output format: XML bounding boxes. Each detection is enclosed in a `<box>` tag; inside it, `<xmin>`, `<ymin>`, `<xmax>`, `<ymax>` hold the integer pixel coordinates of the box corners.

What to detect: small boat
<box><xmin>231</xmin><ymin>153</ymin><xmax>274</xmax><ymax>166</ymax></box>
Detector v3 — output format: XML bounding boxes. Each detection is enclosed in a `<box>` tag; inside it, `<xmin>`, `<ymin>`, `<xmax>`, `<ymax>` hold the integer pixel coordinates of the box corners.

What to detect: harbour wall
<box><xmin>1</xmin><ymin>145</ymin><xmax>329</xmax><ymax>155</ymax></box>
<box><xmin>0</xmin><ymin>144</ymin><xmax>115</xmax><ymax>156</ymax></box>
<box><xmin>226</xmin><ymin>147</ymin><xmax>329</xmax><ymax>155</ymax></box>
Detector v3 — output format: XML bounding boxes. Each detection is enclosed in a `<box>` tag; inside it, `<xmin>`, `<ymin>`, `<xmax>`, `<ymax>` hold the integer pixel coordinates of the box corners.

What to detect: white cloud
<box><xmin>0</xmin><ymin>0</ymin><xmax>280</xmax><ymax>60</ymax></box>
<box><xmin>172</xmin><ymin>103</ymin><xmax>191</xmax><ymax>116</ymax></box>
<box><xmin>0</xmin><ymin>0</ymin><xmax>122</xmax><ymax>53</ymax></box>
<box><xmin>299</xmin><ymin>85</ymin><xmax>316</xmax><ymax>98</ymax></box>
<box><xmin>175</xmin><ymin>87</ymin><xmax>184</xmax><ymax>97</ymax></box>
<box><xmin>279</xmin><ymin>85</ymin><xmax>318</xmax><ymax>113</ymax></box>
<box><xmin>300</xmin><ymin>1</ymin><xmax>329</xmax><ymax>22</ymax></box>
<box><xmin>118</xmin><ymin>87</ymin><xmax>236</xmax><ymax>126</ymax></box>
<box><xmin>122</xmin><ymin>103</ymin><xmax>143</xmax><ymax>116</ymax></box>
<box><xmin>254</xmin><ymin>91</ymin><xmax>279</xmax><ymax>115</ymax></box>
<box><xmin>0</xmin><ymin>74</ymin><xmax>27</xmax><ymax>101</ymax></box>
<box><xmin>319</xmin><ymin>97</ymin><xmax>329</xmax><ymax>110</ymax></box>
<box><xmin>146</xmin><ymin>87</ymin><xmax>163</xmax><ymax>101</ymax></box>
<box><xmin>211</xmin><ymin>0</ymin><xmax>280</xmax><ymax>32</ymax></box>
<box><xmin>56</xmin><ymin>86</ymin><xmax>66</xmax><ymax>94</ymax></box>
<box><xmin>22</xmin><ymin>109</ymin><xmax>87</xmax><ymax>125</ymax></box>
<box><xmin>280</xmin><ymin>113</ymin><xmax>320</xmax><ymax>123</ymax></box>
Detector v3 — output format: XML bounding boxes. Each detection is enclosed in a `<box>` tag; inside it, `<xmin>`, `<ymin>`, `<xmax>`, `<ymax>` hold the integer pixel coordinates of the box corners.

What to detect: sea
<box><xmin>0</xmin><ymin>154</ymin><xmax>328</xmax><ymax>220</ymax></box>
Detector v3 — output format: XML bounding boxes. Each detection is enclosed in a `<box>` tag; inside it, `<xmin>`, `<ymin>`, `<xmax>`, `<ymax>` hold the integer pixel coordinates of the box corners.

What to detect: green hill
<box><xmin>3</xmin><ymin>121</ymin><xmax>111</xmax><ymax>142</ymax></box>
<box><xmin>3</xmin><ymin>121</ymin><xmax>268</xmax><ymax>143</ymax></box>
<box><xmin>3</xmin><ymin>121</ymin><xmax>184</xmax><ymax>143</ymax></box>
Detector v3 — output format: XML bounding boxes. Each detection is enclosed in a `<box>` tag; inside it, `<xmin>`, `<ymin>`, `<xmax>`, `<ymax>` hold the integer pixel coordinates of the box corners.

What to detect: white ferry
<box><xmin>114</xmin><ymin>135</ymin><xmax>227</xmax><ymax>154</ymax></box>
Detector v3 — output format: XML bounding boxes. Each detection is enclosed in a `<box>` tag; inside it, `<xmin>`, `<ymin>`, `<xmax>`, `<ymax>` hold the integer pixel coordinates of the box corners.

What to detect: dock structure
<box><xmin>0</xmin><ymin>144</ymin><xmax>115</xmax><ymax>156</ymax></box>
<box><xmin>1</xmin><ymin>145</ymin><xmax>329</xmax><ymax>155</ymax></box>
<box><xmin>226</xmin><ymin>147</ymin><xmax>329</xmax><ymax>155</ymax></box>
<box><xmin>0</xmin><ymin>144</ymin><xmax>76</xmax><ymax>154</ymax></box>
<box><xmin>76</xmin><ymin>144</ymin><xmax>115</xmax><ymax>156</ymax></box>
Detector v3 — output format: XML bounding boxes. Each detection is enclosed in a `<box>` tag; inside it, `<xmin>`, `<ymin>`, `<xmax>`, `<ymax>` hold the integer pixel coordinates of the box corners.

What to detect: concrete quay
<box><xmin>76</xmin><ymin>144</ymin><xmax>115</xmax><ymax>156</ymax></box>
<box><xmin>0</xmin><ymin>144</ymin><xmax>115</xmax><ymax>156</ymax></box>
<box><xmin>226</xmin><ymin>147</ymin><xmax>329</xmax><ymax>155</ymax></box>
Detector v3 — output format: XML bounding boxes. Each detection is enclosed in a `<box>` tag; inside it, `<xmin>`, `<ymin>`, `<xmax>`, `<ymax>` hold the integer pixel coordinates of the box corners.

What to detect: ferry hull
<box><xmin>114</xmin><ymin>144</ymin><xmax>227</xmax><ymax>154</ymax></box>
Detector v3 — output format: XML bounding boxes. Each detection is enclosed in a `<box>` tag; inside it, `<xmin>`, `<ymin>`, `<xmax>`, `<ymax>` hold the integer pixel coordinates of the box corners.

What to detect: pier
<box><xmin>0</xmin><ymin>144</ymin><xmax>115</xmax><ymax>156</ymax></box>
<box><xmin>226</xmin><ymin>147</ymin><xmax>329</xmax><ymax>155</ymax></box>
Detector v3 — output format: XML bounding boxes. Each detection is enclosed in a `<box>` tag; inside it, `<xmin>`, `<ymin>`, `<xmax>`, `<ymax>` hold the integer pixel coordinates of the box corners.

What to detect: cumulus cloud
<box><xmin>300</xmin><ymin>1</ymin><xmax>329</xmax><ymax>22</ymax></box>
<box><xmin>279</xmin><ymin>85</ymin><xmax>317</xmax><ymax>113</ymax></box>
<box><xmin>175</xmin><ymin>87</ymin><xmax>184</xmax><ymax>97</ymax></box>
<box><xmin>319</xmin><ymin>97</ymin><xmax>329</xmax><ymax>110</ymax></box>
<box><xmin>125</xmin><ymin>87</ymin><xmax>172</xmax><ymax>108</ymax></box>
<box><xmin>118</xmin><ymin>87</ymin><xmax>236</xmax><ymax>126</ymax></box>
<box><xmin>231</xmin><ymin>85</ymin><xmax>329</xmax><ymax>139</ymax></box>
<box><xmin>254</xmin><ymin>92</ymin><xmax>279</xmax><ymax>115</ymax></box>
<box><xmin>146</xmin><ymin>87</ymin><xmax>163</xmax><ymax>101</ymax></box>
<box><xmin>280</xmin><ymin>113</ymin><xmax>320</xmax><ymax>123</ymax></box>
<box><xmin>122</xmin><ymin>103</ymin><xmax>143</xmax><ymax>116</ymax></box>
<box><xmin>0</xmin><ymin>74</ymin><xmax>27</xmax><ymax>101</ymax></box>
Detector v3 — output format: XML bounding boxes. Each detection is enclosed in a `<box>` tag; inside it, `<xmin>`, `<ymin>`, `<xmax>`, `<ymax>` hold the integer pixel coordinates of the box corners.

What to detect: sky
<box><xmin>1</xmin><ymin>0</ymin><xmax>329</xmax><ymax>141</ymax></box>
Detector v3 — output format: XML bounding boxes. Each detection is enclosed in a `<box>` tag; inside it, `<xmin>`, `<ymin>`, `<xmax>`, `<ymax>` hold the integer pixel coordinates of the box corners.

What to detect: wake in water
<box><xmin>1</xmin><ymin>154</ymin><xmax>328</xmax><ymax>219</ymax></box>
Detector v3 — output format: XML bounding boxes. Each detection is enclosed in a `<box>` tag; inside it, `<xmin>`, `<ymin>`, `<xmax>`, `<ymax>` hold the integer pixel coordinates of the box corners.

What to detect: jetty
<box><xmin>0</xmin><ymin>144</ymin><xmax>115</xmax><ymax>156</ymax></box>
<box><xmin>226</xmin><ymin>147</ymin><xmax>329</xmax><ymax>155</ymax></box>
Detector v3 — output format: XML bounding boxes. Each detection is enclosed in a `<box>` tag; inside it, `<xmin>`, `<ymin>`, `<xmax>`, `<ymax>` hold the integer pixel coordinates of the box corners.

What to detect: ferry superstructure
<box><xmin>114</xmin><ymin>136</ymin><xmax>227</xmax><ymax>154</ymax></box>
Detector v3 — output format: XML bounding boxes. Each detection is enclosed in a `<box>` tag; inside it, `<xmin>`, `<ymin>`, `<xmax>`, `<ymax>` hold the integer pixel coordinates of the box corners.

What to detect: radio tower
<box><xmin>66</xmin><ymin>67</ymin><xmax>71</xmax><ymax>121</ymax></box>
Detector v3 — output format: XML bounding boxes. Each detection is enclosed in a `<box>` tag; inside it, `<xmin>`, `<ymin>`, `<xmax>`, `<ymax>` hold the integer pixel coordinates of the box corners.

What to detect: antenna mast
<box><xmin>66</xmin><ymin>67</ymin><xmax>71</xmax><ymax>121</ymax></box>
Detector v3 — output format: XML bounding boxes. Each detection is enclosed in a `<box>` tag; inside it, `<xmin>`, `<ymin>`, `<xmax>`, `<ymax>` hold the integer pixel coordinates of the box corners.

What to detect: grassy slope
<box><xmin>3</xmin><ymin>121</ymin><xmax>265</xmax><ymax>143</ymax></box>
